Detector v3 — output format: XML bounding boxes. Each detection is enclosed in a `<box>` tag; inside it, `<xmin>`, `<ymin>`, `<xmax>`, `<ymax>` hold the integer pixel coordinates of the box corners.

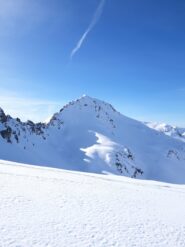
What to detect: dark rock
<box><xmin>0</xmin><ymin>127</ymin><xmax>12</xmax><ymax>143</ymax></box>
<box><xmin>0</xmin><ymin>108</ymin><xmax>7</xmax><ymax>123</ymax></box>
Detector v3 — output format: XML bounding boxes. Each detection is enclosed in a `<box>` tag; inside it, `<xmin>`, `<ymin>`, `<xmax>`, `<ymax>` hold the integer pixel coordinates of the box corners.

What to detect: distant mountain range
<box><xmin>0</xmin><ymin>95</ymin><xmax>185</xmax><ymax>184</ymax></box>
<box><xmin>145</xmin><ymin>122</ymin><xmax>185</xmax><ymax>142</ymax></box>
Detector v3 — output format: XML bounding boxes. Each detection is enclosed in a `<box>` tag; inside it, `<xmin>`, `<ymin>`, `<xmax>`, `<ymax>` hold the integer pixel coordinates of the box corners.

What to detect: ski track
<box><xmin>0</xmin><ymin>160</ymin><xmax>185</xmax><ymax>247</ymax></box>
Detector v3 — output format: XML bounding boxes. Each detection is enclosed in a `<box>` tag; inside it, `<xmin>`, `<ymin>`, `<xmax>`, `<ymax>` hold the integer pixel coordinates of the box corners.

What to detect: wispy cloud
<box><xmin>0</xmin><ymin>90</ymin><xmax>63</xmax><ymax>122</ymax></box>
<box><xmin>70</xmin><ymin>0</ymin><xmax>106</xmax><ymax>59</ymax></box>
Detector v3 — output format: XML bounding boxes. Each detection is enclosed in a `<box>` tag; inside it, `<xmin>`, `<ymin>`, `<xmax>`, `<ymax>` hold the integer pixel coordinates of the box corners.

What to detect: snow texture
<box><xmin>0</xmin><ymin>160</ymin><xmax>185</xmax><ymax>247</ymax></box>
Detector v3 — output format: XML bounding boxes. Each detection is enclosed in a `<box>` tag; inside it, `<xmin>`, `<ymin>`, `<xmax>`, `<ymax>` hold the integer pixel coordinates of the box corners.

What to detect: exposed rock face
<box><xmin>0</xmin><ymin>108</ymin><xmax>46</xmax><ymax>144</ymax></box>
<box><xmin>0</xmin><ymin>127</ymin><xmax>12</xmax><ymax>143</ymax></box>
<box><xmin>0</xmin><ymin>108</ymin><xmax>7</xmax><ymax>123</ymax></box>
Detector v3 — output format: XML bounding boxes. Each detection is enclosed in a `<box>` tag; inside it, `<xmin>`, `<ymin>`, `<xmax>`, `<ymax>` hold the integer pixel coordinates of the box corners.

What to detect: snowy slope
<box><xmin>0</xmin><ymin>160</ymin><xmax>185</xmax><ymax>247</ymax></box>
<box><xmin>1</xmin><ymin>95</ymin><xmax>185</xmax><ymax>184</ymax></box>
<box><xmin>145</xmin><ymin>122</ymin><xmax>185</xmax><ymax>142</ymax></box>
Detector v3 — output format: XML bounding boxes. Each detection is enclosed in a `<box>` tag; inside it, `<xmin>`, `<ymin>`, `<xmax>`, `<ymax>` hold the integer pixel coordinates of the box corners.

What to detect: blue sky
<box><xmin>0</xmin><ymin>0</ymin><xmax>185</xmax><ymax>125</ymax></box>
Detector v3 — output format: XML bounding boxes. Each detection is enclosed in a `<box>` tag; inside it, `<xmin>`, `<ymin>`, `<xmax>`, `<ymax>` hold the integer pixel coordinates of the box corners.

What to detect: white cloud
<box><xmin>70</xmin><ymin>0</ymin><xmax>106</xmax><ymax>59</ymax></box>
<box><xmin>0</xmin><ymin>90</ymin><xmax>63</xmax><ymax>122</ymax></box>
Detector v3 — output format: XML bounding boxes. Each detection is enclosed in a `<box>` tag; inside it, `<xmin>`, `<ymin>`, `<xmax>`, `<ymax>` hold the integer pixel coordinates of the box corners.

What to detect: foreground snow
<box><xmin>0</xmin><ymin>160</ymin><xmax>185</xmax><ymax>247</ymax></box>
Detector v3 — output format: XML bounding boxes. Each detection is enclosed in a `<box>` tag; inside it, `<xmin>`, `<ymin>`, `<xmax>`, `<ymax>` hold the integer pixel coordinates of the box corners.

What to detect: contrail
<box><xmin>70</xmin><ymin>0</ymin><xmax>106</xmax><ymax>59</ymax></box>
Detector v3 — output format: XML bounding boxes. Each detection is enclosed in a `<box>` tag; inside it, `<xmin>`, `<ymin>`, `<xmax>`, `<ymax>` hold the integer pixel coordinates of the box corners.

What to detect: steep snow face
<box><xmin>0</xmin><ymin>96</ymin><xmax>185</xmax><ymax>184</ymax></box>
<box><xmin>146</xmin><ymin>122</ymin><xmax>185</xmax><ymax>142</ymax></box>
<box><xmin>1</xmin><ymin>160</ymin><xmax>185</xmax><ymax>247</ymax></box>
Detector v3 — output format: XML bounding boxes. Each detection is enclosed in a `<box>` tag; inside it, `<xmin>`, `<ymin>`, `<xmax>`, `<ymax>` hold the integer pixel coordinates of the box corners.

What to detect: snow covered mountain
<box><xmin>145</xmin><ymin>122</ymin><xmax>185</xmax><ymax>142</ymax></box>
<box><xmin>1</xmin><ymin>95</ymin><xmax>185</xmax><ymax>184</ymax></box>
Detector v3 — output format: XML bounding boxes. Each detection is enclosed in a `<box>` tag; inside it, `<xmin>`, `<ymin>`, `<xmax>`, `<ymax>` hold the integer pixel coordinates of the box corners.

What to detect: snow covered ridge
<box><xmin>0</xmin><ymin>95</ymin><xmax>185</xmax><ymax>184</ymax></box>
<box><xmin>145</xmin><ymin>122</ymin><xmax>185</xmax><ymax>142</ymax></box>
<box><xmin>1</xmin><ymin>160</ymin><xmax>185</xmax><ymax>247</ymax></box>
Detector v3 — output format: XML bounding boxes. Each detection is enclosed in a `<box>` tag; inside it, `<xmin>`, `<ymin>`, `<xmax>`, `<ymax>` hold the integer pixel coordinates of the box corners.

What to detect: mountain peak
<box><xmin>77</xmin><ymin>94</ymin><xmax>96</xmax><ymax>102</ymax></box>
<box><xmin>56</xmin><ymin>95</ymin><xmax>118</xmax><ymax>115</ymax></box>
